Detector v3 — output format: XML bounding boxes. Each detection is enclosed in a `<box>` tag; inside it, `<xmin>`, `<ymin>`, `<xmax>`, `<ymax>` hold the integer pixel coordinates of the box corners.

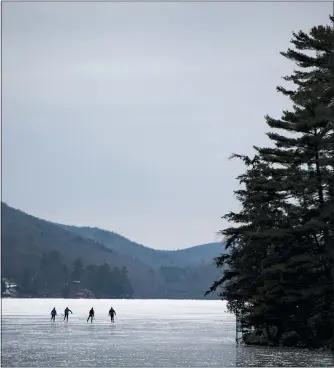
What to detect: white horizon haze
<box><xmin>2</xmin><ymin>1</ymin><xmax>331</xmax><ymax>249</ymax></box>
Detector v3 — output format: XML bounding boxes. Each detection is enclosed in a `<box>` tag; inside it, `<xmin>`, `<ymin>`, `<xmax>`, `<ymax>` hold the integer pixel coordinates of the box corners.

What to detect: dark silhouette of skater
<box><xmin>108</xmin><ymin>307</ymin><xmax>116</xmax><ymax>323</ymax></box>
<box><xmin>51</xmin><ymin>307</ymin><xmax>57</xmax><ymax>322</ymax></box>
<box><xmin>63</xmin><ymin>307</ymin><xmax>73</xmax><ymax>321</ymax></box>
<box><xmin>87</xmin><ymin>307</ymin><xmax>94</xmax><ymax>323</ymax></box>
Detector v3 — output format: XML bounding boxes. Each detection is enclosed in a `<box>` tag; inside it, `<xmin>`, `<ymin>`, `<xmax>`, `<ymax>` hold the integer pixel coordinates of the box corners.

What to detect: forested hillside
<box><xmin>207</xmin><ymin>16</ymin><xmax>334</xmax><ymax>349</ymax></box>
<box><xmin>64</xmin><ymin>225</ymin><xmax>223</xmax><ymax>268</ymax></box>
<box><xmin>2</xmin><ymin>203</ymin><xmax>222</xmax><ymax>299</ymax></box>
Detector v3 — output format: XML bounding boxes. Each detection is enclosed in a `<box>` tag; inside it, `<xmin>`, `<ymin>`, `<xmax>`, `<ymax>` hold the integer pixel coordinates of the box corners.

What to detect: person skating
<box><xmin>108</xmin><ymin>307</ymin><xmax>116</xmax><ymax>323</ymax></box>
<box><xmin>87</xmin><ymin>307</ymin><xmax>94</xmax><ymax>323</ymax></box>
<box><xmin>63</xmin><ymin>307</ymin><xmax>73</xmax><ymax>321</ymax></box>
<box><xmin>51</xmin><ymin>307</ymin><xmax>57</xmax><ymax>322</ymax></box>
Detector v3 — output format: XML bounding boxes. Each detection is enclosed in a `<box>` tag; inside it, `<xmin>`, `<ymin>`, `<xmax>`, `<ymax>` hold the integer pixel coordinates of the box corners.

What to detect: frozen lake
<box><xmin>1</xmin><ymin>299</ymin><xmax>333</xmax><ymax>367</ymax></box>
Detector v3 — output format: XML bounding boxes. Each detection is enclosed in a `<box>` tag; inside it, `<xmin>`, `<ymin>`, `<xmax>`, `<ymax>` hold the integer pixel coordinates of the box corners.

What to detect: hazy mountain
<box><xmin>2</xmin><ymin>202</ymin><xmax>222</xmax><ymax>299</ymax></box>
<box><xmin>1</xmin><ymin>203</ymin><xmax>163</xmax><ymax>298</ymax></box>
<box><xmin>63</xmin><ymin>226</ymin><xmax>224</xmax><ymax>268</ymax></box>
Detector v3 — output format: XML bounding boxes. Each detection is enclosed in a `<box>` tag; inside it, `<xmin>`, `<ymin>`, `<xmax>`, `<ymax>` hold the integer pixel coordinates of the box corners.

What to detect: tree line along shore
<box><xmin>2</xmin><ymin>253</ymin><xmax>134</xmax><ymax>299</ymax></box>
<box><xmin>207</xmin><ymin>15</ymin><xmax>334</xmax><ymax>350</ymax></box>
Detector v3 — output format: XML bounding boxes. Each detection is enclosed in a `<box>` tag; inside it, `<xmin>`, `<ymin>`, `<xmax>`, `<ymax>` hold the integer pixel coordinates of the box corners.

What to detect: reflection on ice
<box><xmin>2</xmin><ymin>299</ymin><xmax>333</xmax><ymax>367</ymax></box>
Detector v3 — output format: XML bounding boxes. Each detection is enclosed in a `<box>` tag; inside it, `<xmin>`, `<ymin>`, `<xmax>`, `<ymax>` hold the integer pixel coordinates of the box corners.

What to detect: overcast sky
<box><xmin>2</xmin><ymin>1</ymin><xmax>331</xmax><ymax>250</ymax></box>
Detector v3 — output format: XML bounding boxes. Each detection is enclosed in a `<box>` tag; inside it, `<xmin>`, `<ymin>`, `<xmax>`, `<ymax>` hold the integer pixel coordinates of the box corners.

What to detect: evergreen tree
<box><xmin>71</xmin><ymin>259</ymin><xmax>84</xmax><ymax>281</ymax></box>
<box><xmin>256</xmin><ymin>17</ymin><xmax>334</xmax><ymax>345</ymax></box>
<box><xmin>207</xmin><ymin>16</ymin><xmax>334</xmax><ymax>348</ymax></box>
<box><xmin>1</xmin><ymin>278</ymin><xmax>6</xmax><ymax>295</ymax></box>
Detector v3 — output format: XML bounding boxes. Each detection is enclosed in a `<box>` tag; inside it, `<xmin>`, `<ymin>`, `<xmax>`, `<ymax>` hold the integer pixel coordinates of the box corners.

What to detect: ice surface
<box><xmin>1</xmin><ymin>299</ymin><xmax>333</xmax><ymax>367</ymax></box>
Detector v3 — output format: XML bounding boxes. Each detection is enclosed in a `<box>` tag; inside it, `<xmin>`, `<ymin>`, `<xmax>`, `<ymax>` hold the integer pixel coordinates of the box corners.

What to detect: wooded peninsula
<box><xmin>207</xmin><ymin>15</ymin><xmax>334</xmax><ymax>350</ymax></box>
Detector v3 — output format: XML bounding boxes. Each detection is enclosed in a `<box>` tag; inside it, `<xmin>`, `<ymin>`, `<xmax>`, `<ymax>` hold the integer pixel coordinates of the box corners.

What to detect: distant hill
<box><xmin>63</xmin><ymin>226</ymin><xmax>224</xmax><ymax>269</ymax></box>
<box><xmin>1</xmin><ymin>203</ymin><xmax>223</xmax><ymax>299</ymax></box>
<box><xmin>1</xmin><ymin>203</ymin><xmax>163</xmax><ymax>298</ymax></box>
<box><xmin>162</xmin><ymin>242</ymin><xmax>225</xmax><ymax>266</ymax></box>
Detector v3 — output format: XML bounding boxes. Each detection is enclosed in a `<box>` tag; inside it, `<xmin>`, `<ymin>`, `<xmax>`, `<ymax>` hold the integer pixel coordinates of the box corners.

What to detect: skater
<box><xmin>108</xmin><ymin>307</ymin><xmax>116</xmax><ymax>323</ymax></box>
<box><xmin>51</xmin><ymin>307</ymin><xmax>57</xmax><ymax>322</ymax></box>
<box><xmin>63</xmin><ymin>307</ymin><xmax>73</xmax><ymax>321</ymax></box>
<box><xmin>87</xmin><ymin>307</ymin><xmax>94</xmax><ymax>323</ymax></box>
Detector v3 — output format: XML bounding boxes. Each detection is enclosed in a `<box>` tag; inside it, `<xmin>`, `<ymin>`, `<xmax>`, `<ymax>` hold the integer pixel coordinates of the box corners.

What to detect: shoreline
<box><xmin>242</xmin><ymin>330</ymin><xmax>334</xmax><ymax>351</ymax></box>
<box><xmin>1</xmin><ymin>295</ymin><xmax>218</xmax><ymax>300</ymax></box>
